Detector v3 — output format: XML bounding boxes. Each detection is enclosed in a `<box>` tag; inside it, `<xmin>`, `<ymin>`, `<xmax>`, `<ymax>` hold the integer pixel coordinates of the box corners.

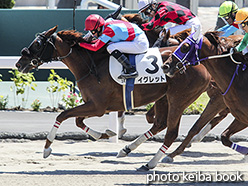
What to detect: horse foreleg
<box><xmin>163</xmin><ymin>98</ymin><xmax>228</xmax><ymax>163</ymax></box>
<box><xmin>118</xmin><ymin>97</ymin><xmax>168</xmax><ymax>158</ymax></box>
<box><xmin>221</xmin><ymin>119</ymin><xmax>248</xmax><ymax>155</ymax></box>
<box><xmin>117</xmin><ymin>122</ymin><xmax>166</xmax><ymax>158</ymax></box>
<box><xmin>191</xmin><ymin>107</ymin><xmax>229</xmax><ymax>143</ymax></box>
<box><xmin>43</xmin><ymin>121</ymin><xmax>61</xmax><ymax>158</ymax></box>
<box><xmin>43</xmin><ymin>101</ymin><xmax>109</xmax><ymax>158</ymax></box>
<box><xmin>137</xmin><ymin>115</ymin><xmax>180</xmax><ymax>172</ymax></box>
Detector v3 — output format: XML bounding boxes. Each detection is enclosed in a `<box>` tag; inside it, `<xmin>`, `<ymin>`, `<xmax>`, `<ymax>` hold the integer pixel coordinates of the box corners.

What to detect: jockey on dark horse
<box><xmin>138</xmin><ymin>0</ymin><xmax>201</xmax><ymax>35</ymax></box>
<box><xmin>79</xmin><ymin>14</ymin><xmax>149</xmax><ymax>79</ymax></box>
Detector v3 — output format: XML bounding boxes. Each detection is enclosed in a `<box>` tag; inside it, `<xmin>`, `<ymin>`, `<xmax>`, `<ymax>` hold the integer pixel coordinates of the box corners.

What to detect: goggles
<box><xmin>144</xmin><ymin>6</ymin><xmax>155</xmax><ymax>16</ymax></box>
<box><xmin>223</xmin><ymin>14</ymin><xmax>231</xmax><ymax>21</ymax></box>
<box><xmin>240</xmin><ymin>16</ymin><xmax>248</xmax><ymax>28</ymax></box>
<box><xmin>90</xmin><ymin>30</ymin><xmax>97</xmax><ymax>35</ymax></box>
<box><xmin>239</xmin><ymin>21</ymin><xmax>248</xmax><ymax>29</ymax></box>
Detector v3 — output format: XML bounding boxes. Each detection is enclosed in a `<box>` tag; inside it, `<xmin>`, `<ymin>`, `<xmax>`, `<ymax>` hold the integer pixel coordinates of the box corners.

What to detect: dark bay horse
<box><xmin>163</xmin><ymin>29</ymin><xmax>248</xmax><ymax>162</ymax></box>
<box><xmin>15</xmin><ymin>26</ymin><xmax>210</xmax><ymax>162</ymax></box>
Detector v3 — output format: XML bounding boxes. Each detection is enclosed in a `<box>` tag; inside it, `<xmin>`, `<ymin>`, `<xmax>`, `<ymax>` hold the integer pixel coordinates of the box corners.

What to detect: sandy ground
<box><xmin>0</xmin><ymin>139</ymin><xmax>247</xmax><ymax>186</ymax></box>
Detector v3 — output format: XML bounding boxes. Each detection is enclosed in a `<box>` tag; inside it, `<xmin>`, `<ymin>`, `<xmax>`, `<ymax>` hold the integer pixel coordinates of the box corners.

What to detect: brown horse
<box><xmin>114</xmin><ymin>21</ymin><xmax>230</xmax><ymax>164</ymax></box>
<box><xmin>15</xmin><ymin>26</ymin><xmax>210</xmax><ymax>163</ymax></box>
<box><xmin>163</xmin><ymin>29</ymin><xmax>248</xmax><ymax>163</ymax></box>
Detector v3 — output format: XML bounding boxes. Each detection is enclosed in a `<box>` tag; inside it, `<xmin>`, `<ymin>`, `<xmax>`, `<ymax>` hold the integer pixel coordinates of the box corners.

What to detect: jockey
<box><xmin>217</xmin><ymin>1</ymin><xmax>239</xmax><ymax>37</ymax></box>
<box><xmin>138</xmin><ymin>0</ymin><xmax>201</xmax><ymax>35</ymax></box>
<box><xmin>79</xmin><ymin>14</ymin><xmax>149</xmax><ymax>79</ymax></box>
<box><xmin>233</xmin><ymin>8</ymin><xmax>248</xmax><ymax>57</ymax></box>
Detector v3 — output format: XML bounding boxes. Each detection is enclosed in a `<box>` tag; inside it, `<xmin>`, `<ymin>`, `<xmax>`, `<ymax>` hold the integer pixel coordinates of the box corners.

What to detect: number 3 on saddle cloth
<box><xmin>109</xmin><ymin>48</ymin><xmax>167</xmax><ymax>111</ymax></box>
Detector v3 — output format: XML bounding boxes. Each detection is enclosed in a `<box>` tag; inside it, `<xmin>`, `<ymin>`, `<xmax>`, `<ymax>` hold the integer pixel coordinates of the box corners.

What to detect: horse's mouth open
<box><xmin>16</xmin><ymin>64</ymin><xmax>33</xmax><ymax>73</ymax></box>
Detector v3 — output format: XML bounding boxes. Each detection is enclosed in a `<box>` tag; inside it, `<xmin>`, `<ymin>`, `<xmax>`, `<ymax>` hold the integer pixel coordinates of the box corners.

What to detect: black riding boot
<box><xmin>111</xmin><ymin>50</ymin><xmax>138</xmax><ymax>79</ymax></box>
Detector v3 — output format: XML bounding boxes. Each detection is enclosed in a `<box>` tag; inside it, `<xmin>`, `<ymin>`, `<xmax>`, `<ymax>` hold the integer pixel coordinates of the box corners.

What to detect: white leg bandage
<box><xmin>191</xmin><ymin>123</ymin><xmax>212</xmax><ymax>143</ymax></box>
<box><xmin>118</xmin><ymin>113</ymin><xmax>125</xmax><ymax>130</ymax></box>
<box><xmin>82</xmin><ymin>125</ymin><xmax>102</xmax><ymax>140</ymax></box>
<box><xmin>128</xmin><ymin>131</ymin><xmax>153</xmax><ymax>151</ymax></box>
<box><xmin>47</xmin><ymin>121</ymin><xmax>61</xmax><ymax>142</ymax></box>
<box><xmin>147</xmin><ymin>144</ymin><xmax>168</xmax><ymax>169</ymax></box>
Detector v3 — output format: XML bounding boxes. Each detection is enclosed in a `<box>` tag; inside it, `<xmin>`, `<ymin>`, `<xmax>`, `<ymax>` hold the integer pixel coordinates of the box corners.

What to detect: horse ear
<box><xmin>192</xmin><ymin>25</ymin><xmax>201</xmax><ymax>41</ymax></box>
<box><xmin>45</xmin><ymin>25</ymin><xmax>58</xmax><ymax>37</ymax></box>
<box><xmin>164</xmin><ymin>29</ymin><xmax>170</xmax><ymax>41</ymax></box>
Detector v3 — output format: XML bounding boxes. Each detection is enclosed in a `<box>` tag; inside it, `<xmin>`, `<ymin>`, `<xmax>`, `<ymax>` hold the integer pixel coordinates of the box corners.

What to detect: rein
<box><xmin>46</xmin><ymin>33</ymin><xmax>73</xmax><ymax>62</ymax></box>
<box><xmin>174</xmin><ymin>33</ymin><xmax>244</xmax><ymax>96</ymax></box>
<box><xmin>194</xmin><ymin>52</ymin><xmax>245</xmax><ymax>95</ymax></box>
<box><xmin>24</xmin><ymin>33</ymin><xmax>73</xmax><ymax>68</ymax></box>
<box><xmin>183</xmin><ymin>52</ymin><xmax>244</xmax><ymax>96</ymax></box>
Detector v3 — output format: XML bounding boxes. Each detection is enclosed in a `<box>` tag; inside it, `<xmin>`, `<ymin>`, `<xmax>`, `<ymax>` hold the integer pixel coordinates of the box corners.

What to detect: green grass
<box><xmin>183</xmin><ymin>92</ymin><xmax>210</xmax><ymax>115</ymax></box>
<box><xmin>146</xmin><ymin>92</ymin><xmax>210</xmax><ymax>115</ymax></box>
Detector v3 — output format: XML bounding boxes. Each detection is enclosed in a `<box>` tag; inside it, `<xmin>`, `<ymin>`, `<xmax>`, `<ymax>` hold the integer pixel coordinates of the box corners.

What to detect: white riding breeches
<box><xmin>166</xmin><ymin>16</ymin><xmax>202</xmax><ymax>35</ymax></box>
<box><xmin>107</xmin><ymin>32</ymin><xmax>149</xmax><ymax>54</ymax></box>
<box><xmin>242</xmin><ymin>47</ymin><xmax>248</xmax><ymax>55</ymax></box>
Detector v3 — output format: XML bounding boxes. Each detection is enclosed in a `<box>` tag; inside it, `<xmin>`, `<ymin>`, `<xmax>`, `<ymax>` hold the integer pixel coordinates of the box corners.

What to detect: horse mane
<box><xmin>171</xmin><ymin>28</ymin><xmax>191</xmax><ymax>42</ymax></box>
<box><xmin>57</xmin><ymin>30</ymin><xmax>85</xmax><ymax>46</ymax></box>
<box><xmin>204</xmin><ymin>31</ymin><xmax>221</xmax><ymax>48</ymax></box>
<box><xmin>57</xmin><ymin>29</ymin><xmax>109</xmax><ymax>65</ymax></box>
<box><xmin>204</xmin><ymin>31</ymin><xmax>241</xmax><ymax>54</ymax></box>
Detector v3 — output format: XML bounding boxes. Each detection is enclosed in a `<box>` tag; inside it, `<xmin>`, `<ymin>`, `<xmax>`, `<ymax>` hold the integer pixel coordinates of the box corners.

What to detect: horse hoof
<box><xmin>161</xmin><ymin>156</ymin><xmax>174</xmax><ymax>163</ymax></box>
<box><xmin>242</xmin><ymin>155</ymin><xmax>248</xmax><ymax>162</ymax></box>
<box><xmin>43</xmin><ymin>147</ymin><xmax>52</xmax><ymax>158</ymax></box>
<box><xmin>136</xmin><ymin>164</ymin><xmax>150</xmax><ymax>172</ymax></box>
<box><xmin>118</xmin><ymin>128</ymin><xmax>127</xmax><ymax>138</ymax></box>
<box><xmin>116</xmin><ymin>149</ymin><xmax>128</xmax><ymax>158</ymax></box>
<box><xmin>105</xmin><ymin>129</ymin><xmax>117</xmax><ymax>137</ymax></box>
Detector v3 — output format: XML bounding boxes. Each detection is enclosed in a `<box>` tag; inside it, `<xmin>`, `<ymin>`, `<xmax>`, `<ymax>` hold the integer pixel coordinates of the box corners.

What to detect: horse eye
<box><xmin>36</xmin><ymin>39</ymin><xmax>42</xmax><ymax>48</ymax></box>
<box><xmin>180</xmin><ymin>43</ymin><xmax>190</xmax><ymax>53</ymax></box>
<box><xmin>21</xmin><ymin>47</ymin><xmax>31</xmax><ymax>57</ymax></box>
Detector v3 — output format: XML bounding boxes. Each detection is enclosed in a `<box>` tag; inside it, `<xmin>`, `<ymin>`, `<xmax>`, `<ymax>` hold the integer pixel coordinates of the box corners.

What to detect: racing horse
<box><xmin>116</xmin><ymin>27</ymin><xmax>231</xmax><ymax>163</ymax></box>
<box><xmin>162</xmin><ymin>29</ymin><xmax>248</xmax><ymax>165</ymax></box>
<box><xmin>15</xmin><ymin>26</ymin><xmax>210</xmax><ymax>160</ymax></box>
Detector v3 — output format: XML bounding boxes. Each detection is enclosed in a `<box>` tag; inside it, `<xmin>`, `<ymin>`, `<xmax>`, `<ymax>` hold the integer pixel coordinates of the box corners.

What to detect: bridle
<box><xmin>21</xmin><ymin>32</ymin><xmax>100</xmax><ymax>83</ymax></box>
<box><xmin>171</xmin><ymin>32</ymin><xmax>244</xmax><ymax>95</ymax></box>
<box><xmin>21</xmin><ymin>32</ymin><xmax>72</xmax><ymax>69</ymax></box>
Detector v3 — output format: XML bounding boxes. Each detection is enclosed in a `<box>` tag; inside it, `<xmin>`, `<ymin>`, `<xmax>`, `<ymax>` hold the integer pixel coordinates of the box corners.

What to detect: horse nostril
<box><xmin>162</xmin><ymin>64</ymin><xmax>170</xmax><ymax>73</ymax></box>
<box><xmin>16</xmin><ymin>63</ymin><xmax>21</xmax><ymax>69</ymax></box>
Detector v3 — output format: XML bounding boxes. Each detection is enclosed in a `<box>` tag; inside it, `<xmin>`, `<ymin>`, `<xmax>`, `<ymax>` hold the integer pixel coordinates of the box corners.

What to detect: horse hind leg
<box><xmin>76</xmin><ymin>117</ymin><xmax>116</xmax><ymax>140</ymax></box>
<box><xmin>221</xmin><ymin>119</ymin><xmax>248</xmax><ymax>155</ymax></box>
<box><xmin>118</xmin><ymin>111</ymin><xmax>127</xmax><ymax>138</ymax></box>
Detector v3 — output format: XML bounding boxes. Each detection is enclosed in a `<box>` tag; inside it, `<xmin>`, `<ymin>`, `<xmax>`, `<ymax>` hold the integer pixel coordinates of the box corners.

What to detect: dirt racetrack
<box><xmin>0</xmin><ymin>139</ymin><xmax>247</xmax><ymax>186</ymax></box>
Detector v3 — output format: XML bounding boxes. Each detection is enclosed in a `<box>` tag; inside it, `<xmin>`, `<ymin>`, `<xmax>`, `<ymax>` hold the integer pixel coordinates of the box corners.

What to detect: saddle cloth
<box><xmin>109</xmin><ymin>47</ymin><xmax>167</xmax><ymax>111</ymax></box>
<box><xmin>109</xmin><ymin>47</ymin><xmax>167</xmax><ymax>85</ymax></box>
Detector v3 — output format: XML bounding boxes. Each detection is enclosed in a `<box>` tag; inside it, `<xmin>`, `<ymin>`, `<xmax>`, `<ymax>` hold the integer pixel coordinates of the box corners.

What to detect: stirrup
<box><xmin>118</xmin><ymin>71</ymin><xmax>138</xmax><ymax>79</ymax></box>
